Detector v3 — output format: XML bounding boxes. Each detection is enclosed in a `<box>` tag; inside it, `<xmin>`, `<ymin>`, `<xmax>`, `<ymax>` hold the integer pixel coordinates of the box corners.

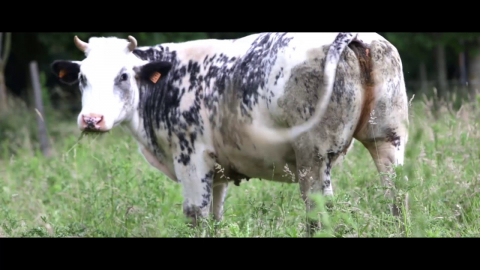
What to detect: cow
<box><xmin>50</xmin><ymin>32</ymin><xmax>409</xmax><ymax>234</ymax></box>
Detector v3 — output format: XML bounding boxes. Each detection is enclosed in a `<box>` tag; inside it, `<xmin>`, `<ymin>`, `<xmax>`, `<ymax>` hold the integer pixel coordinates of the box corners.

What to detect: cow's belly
<box><xmin>214</xmin><ymin>138</ymin><xmax>297</xmax><ymax>183</ymax></box>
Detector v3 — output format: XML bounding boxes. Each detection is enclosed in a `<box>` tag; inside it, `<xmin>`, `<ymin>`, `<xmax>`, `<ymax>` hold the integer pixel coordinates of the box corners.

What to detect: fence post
<box><xmin>30</xmin><ymin>61</ymin><xmax>52</xmax><ymax>158</ymax></box>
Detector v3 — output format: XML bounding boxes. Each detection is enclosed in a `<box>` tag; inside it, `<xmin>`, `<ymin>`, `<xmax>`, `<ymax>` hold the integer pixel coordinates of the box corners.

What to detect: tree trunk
<box><xmin>419</xmin><ymin>61</ymin><xmax>428</xmax><ymax>94</ymax></box>
<box><xmin>467</xmin><ymin>43</ymin><xmax>480</xmax><ymax>98</ymax></box>
<box><xmin>464</xmin><ymin>41</ymin><xmax>477</xmax><ymax>99</ymax></box>
<box><xmin>435</xmin><ymin>42</ymin><xmax>448</xmax><ymax>99</ymax></box>
<box><xmin>459</xmin><ymin>54</ymin><xmax>468</xmax><ymax>86</ymax></box>
<box><xmin>457</xmin><ymin>39</ymin><xmax>469</xmax><ymax>100</ymax></box>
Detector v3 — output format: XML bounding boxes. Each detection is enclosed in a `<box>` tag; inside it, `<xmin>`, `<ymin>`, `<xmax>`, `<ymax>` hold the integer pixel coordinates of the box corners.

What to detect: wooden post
<box><xmin>30</xmin><ymin>61</ymin><xmax>52</xmax><ymax>157</ymax></box>
<box><xmin>0</xmin><ymin>32</ymin><xmax>12</xmax><ymax>114</ymax></box>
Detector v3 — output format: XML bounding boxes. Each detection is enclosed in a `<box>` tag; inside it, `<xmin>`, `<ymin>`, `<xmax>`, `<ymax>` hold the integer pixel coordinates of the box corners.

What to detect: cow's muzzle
<box><xmin>80</xmin><ymin>113</ymin><xmax>107</xmax><ymax>132</ymax></box>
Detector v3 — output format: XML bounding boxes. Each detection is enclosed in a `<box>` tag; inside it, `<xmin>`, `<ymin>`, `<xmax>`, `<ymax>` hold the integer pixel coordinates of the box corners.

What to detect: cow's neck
<box><xmin>127</xmin><ymin>41</ymin><xmax>238</xmax><ymax>160</ymax></box>
<box><xmin>125</xmin><ymin>99</ymin><xmax>164</xmax><ymax>160</ymax></box>
<box><xmin>126</xmin><ymin>105</ymin><xmax>148</xmax><ymax>148</ymax></box>
<box><xmin>125</xmin><ymin>75</ymin><xmax>179</xmax><ymax>168</ymax></box>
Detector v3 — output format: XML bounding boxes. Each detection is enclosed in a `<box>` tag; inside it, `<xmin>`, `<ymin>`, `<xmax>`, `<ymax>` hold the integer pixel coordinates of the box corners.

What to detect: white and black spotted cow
<box><xmin>51</xmin><ymin>32</ymin><xmax>409</xmax><ymax>232</ymax></box>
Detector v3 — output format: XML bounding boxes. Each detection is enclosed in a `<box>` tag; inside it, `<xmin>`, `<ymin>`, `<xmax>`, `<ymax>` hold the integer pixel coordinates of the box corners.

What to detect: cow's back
<box><xmin>132</xmin><ymin>32</ymin><xmax>395</xmax><ymax>183</ymax></box>
<box><xmin>210</xmin><ymin>32</ymin><xmax>398</xmax><ymax>183</ymax></box>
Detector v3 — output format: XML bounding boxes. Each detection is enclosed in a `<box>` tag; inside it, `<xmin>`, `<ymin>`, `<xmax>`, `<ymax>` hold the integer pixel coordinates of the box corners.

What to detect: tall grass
<box><xmin>0</xmin><ymin>92</ymin><xmax>479</xmax><ymax>237</ymax></box>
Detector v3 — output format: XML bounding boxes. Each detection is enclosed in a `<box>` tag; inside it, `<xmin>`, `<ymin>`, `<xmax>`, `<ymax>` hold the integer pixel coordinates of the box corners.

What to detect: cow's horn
<box><xmin>127</xmin><ymin>35</ymin><xmax>137</xmax><ymax>52</ymax></box>
<box><xmin>74</xmin><ymin>35</ymin><xmax>88</xmax><ymax>52</ymax></box>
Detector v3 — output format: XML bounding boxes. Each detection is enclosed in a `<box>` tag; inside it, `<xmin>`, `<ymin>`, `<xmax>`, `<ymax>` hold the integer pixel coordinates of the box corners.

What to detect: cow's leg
<box><xmin>277</xmin><ymin>41</ymin><xmax>364</xmax><ymax>236</ymax></box>
<box><xmin>294</xmin><ymin>146</ymin><xmax>321</xmax><ymax>215</ymax></box>
<box><xmin>294</xmin><ymin>141</ymin><xmax>341</xmax><ymax>235</ymax></box>
<box><xmin>211</xmin><ymin>183</ymin><xmax>228</xmax><ymax>221</ymax></box>
<box><xmin>353</xmin><ymin>39</ymin><xmax>410</xmax><ymax>218</ymax></box>
<box><xmin>359</xmin><ymin>128</ymin><xmax>407</xmax><ymax>217</ymax></box>
<box><xmin>174</xmin><ymin>145</ymin><xmax>217</xmax><ymax>228</ymax></box>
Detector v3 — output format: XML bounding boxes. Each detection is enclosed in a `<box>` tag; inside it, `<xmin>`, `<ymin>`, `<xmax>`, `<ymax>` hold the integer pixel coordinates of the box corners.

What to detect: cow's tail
<box><xmin>246</xmin><ymin>32</ymin><xmax>358</xmax><ymax>144</ymax></box>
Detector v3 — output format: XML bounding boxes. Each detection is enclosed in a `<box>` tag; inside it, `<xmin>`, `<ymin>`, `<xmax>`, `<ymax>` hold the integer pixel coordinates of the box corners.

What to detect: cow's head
<box><xmin>51</xmin><ymin>35</ymin><xmax>172</xmax><ymax>133</ymax></box>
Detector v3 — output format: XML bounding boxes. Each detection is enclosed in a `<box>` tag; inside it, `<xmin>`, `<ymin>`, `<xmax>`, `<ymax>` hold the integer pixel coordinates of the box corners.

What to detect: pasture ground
<box><xmin>1</xmin><ymin>94</ymin><xmax>479</xmax><ymax>237</ymax></box>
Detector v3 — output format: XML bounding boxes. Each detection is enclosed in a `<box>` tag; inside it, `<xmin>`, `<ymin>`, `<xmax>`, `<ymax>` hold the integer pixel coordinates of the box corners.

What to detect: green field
<box><xmin>1</xmin><ymin>95</ymin><xmax>479</xmax><ymax>237</ymax></box>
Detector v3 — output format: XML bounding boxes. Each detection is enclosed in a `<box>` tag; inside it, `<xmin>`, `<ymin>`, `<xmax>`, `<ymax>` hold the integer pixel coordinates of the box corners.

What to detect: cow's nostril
<box><xmin>82</xmin><ymin>114</ymin><xmax>104</xmax><ymax>130</ymax></box>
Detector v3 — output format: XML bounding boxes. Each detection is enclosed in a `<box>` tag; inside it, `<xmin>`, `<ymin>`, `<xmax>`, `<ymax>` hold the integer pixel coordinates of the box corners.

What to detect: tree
<box><xmin>434</xmin><ymin>33</ymin><xmax>480</xmax><ymax>99</ymax></box>
<box><xmin>433</xmin><ymin>33</ymin><xmax>448</xmax><ymax>99</ymax></box>
<box><xmin>383</xmin><ymin>32</ymin><xmax>435</xmax><ymax>94</ymax></box>
<box><xmin>384</xmin><ymin>32</ymin><xmax>480</xmax><ymax>99</ymax></box>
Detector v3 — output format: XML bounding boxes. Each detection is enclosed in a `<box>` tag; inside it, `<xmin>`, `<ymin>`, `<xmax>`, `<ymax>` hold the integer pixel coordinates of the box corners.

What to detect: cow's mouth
<box><xmin>82</xmin><ymin>128</ymin><xmax>109</xmax><ymax>135</ymax></box>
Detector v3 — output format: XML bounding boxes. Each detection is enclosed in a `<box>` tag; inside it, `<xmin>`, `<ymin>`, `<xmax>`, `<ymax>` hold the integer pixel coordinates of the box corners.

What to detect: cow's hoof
<box><xmin>306</xmin><ymin>220</ymin><xmax>321</xmax><ymax>237</ymax></box>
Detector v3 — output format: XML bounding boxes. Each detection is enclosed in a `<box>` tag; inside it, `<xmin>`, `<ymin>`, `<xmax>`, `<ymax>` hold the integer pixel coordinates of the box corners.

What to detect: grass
<box><xmin>0</xmin><ymin>93</ymin><xmax>479</xmax><ymax>237</ymax></box>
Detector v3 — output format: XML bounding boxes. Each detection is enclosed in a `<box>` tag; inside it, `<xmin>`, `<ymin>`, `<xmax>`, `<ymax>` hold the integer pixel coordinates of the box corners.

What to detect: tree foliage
<box><xmin>384</xmin><ymin>32</ymin><xmax>480</xmax><ymax>57</ymax></box>
<box><xmin>4</xmin><ymin>32</ymin><xmax>480</xmax><ymax>113</ymax></box>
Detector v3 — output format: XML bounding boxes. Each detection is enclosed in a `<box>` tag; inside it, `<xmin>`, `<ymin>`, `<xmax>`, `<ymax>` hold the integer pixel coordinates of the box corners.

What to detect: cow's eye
<box><xmin>120</xmin><ymin>73</ymin><xmax>128</xmax><ymax>81</ymax></box>
<box><xmin>79</xmin><ymin>74</ymin><xmax>86</xmax><ymax>85</ymax></box>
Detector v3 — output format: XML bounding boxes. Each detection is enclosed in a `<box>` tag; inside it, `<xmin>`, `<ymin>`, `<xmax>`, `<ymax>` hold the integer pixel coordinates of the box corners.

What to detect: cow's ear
<box><xmin>51</xmin><ymin>60</ymin><xmax>81</xmax><ymax>85</ymax></box>
<box><xmin>136</xmin><ymin>61</ymin><xmax>172</xmax><ymax>84</ymax></box>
